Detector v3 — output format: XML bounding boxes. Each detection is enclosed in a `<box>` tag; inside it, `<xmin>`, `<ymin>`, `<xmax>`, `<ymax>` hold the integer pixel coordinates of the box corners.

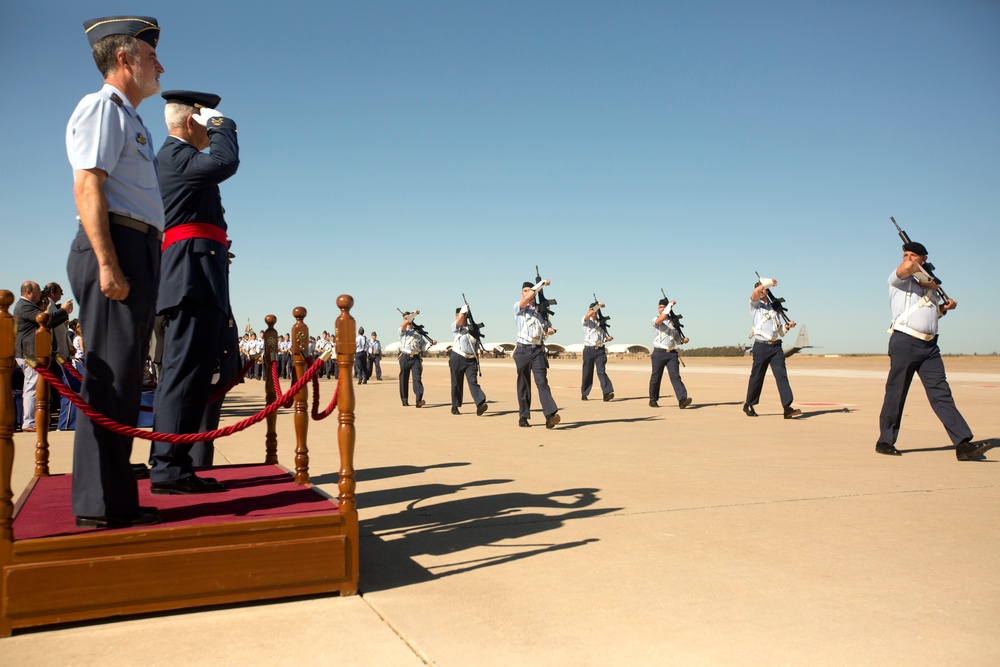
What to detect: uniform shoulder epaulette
<box><xmin>109</xmin><ymin>92</ymin><xmax>125</xmax><ymax>108</ymax></box>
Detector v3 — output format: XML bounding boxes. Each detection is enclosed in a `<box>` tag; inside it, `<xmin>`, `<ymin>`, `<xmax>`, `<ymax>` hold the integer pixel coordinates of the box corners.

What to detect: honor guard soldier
<box><xmin>649</xmin><ymin>298</ymin><xmax>691</xmax><ymax>409</ymax></box>
<box><xmin>148</xmin><ymin>89</ymin><xmax>240</xmax><ymax>491</ymax></box>
<box><xmin>581</xmin><ymin>301</ymin><xmax>614</xmax><ymax>402</ymax></box>
<box><xmin>743</xmin><ymin>277</ymin><xmax>800</xmax><ymax>419</ymax></box>
<box><xmin>368</xmin><ymin>331</ymin><xmax>382</xmax><ymax>381</ymax></box>
<box><xmin>66</xmin><ymin>16</ymin><xmax>165</xmax><ymax>527</ymax></box>
<box><xmin>316</xmin><ymin>332</ymin><xmax>334</xmax><ymax>379</ymax></box>
<box><xmin>450</xmin><ymin>305</ymin><xmax>488</xmax><ymax>415</ymax></box>
<box><xmin>354</xmin><ymin>326</ymin><xmax>370</xmax><ymax>384</ymax></box>
<box><xmin>876</xmin><ymin>241</ymin><xmax>986</xmax><ymax>460</ymax></box>
<box><xmin>514</xmin><ymin>279</ymin><xmax>560</xmax><ymax>428</ymax></box>
<box><xmin>398</xmin><ymin>312</ymin><xmax>433</xmax><ymax>406</ymax></box>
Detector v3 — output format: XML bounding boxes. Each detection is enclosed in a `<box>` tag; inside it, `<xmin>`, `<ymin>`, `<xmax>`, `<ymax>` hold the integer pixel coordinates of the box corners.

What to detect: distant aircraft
<box><xmin>783</xmin><ymin>324</ymin><xmax>814</xmax><ymax>358</ymax></box>
<box><xmin>742</xmin><ymin>324</ymin><xmax>814</xmax><ymax>358</ymax></box>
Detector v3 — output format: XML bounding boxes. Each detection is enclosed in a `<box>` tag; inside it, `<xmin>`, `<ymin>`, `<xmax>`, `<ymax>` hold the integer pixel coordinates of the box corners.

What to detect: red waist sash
<box><xmin>162</xmin><ymin>222</ymin><xmax>228</xmax><ymax>251</ymax></box>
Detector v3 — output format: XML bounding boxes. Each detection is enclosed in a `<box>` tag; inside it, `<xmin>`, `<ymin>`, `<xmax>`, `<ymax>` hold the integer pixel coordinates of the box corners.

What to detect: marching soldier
<box><xmin>743</xmin><ymin>277</ymin><xmax>800</xmax><ymax>419</ymax></box>
<box><xmin>876</xmin><ymin>241</ymin><xmax>986</xmax><ymax>459</ymax></box>
<box><xmin>649</xmin><ymin>298</ymin><xmax>691</xmax><ymax>409</ymax></box>
<box><xmin>513</xmin><ymin>279</ymin><xmax>560</xmax><ymax>428</ymax></box>
<box><xmin>399</xmin><ymin>311</ymin><xmax>434</xmax><ymax>407</ymax></box>
<box><xmin>581</xmin><ymin>300</ymin><xmax>614</xmax><ymax>402</ymax></box>
<box><xmin>450</xmin><ymin>306</ymin><xmax>487</xmax><ymax>415</ymax></box>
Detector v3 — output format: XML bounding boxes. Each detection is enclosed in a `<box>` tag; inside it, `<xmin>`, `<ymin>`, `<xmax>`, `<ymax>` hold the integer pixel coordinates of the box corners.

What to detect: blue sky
<box><xmin>2</xmin><ymin>1</ymin><xmax>998</xmax><ymax>354</ymax></box>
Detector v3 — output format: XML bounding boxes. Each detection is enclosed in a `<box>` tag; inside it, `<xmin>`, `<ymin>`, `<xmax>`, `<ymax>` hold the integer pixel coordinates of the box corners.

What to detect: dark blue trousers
<box><xmin>67</xmin><ymin>225</ymin><xmax>159</xmax><ymax>518</ymax></box>
<box><xmin>450</xmin><ymin>351</ymin><xmax>486</xmax><ymax>409</ymax></box>
<box><xmin>581</xmin><ymin>346</ymin><xmax>614</xmax><ymax>398</ymax></box>
<box><xmin>399</xmin><ymin>353</ymin><xmax>423</xmax><ymax>404</ymax></box>
<box><xmin>649</xmin><ymin>348</ymin><xmax>686</xmax><ymax>402</ymax></box>
<box><xmin>744</xmin><ymin>340</ymin><xmax>793</xmax><ymax>409</ymax></box>
<box><xmin>878</xmin><ymin>331</ymin><xmax>972</xmax><ymax>446</ymax></box>
<box><xmin>513</xmin><ymin>343</ymin><xmax>558</xmax><ymax>420</ymax></box>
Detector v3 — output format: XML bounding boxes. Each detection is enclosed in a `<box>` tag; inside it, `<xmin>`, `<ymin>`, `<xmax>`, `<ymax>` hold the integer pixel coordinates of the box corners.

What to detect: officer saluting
<box><xmin>67</xmin><ymin>16</ymin><xmax>165</xmax><ymax>527</ymax></box>
<box><xmin>148</xmin><ymin>90</ymin><xmax>239</xmax><ymax>494</ymax></box>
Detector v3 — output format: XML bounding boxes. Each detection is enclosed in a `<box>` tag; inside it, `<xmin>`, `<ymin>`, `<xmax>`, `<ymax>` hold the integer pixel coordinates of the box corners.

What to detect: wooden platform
<box><xmin>1</xmin><ymin>295</ymin><xmax>359</xmax><ymax>637</ymax></box>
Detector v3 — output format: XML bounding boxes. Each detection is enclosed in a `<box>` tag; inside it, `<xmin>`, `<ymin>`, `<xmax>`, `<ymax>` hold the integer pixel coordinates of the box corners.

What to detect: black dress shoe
<box><xmin>649</xmin><ymin>400</ymin><xmax>659</xmax><ymax>408</ymax></box>
<box><xmin>956</xmin><ymin>439</ymin><xmax>990</xmax><ymax>461</ymax></box>
<box><xmin>151</xmin><ymin>475</ymin><xmax>226</xmax><ymax>495</ymax></box>
<box><xmin>416</xmin><ymin>399</ymin><xmax>426</xmax><ymax>408</ymax></box>
<box><xmin>451</xmin><ymin>407</ymin><xmax>461</xmax><ymax>415</ymax></box>
<box><xmin>581</xmin><ymin>395</ymin><xmax>588</xmax><ymax>401</ymax></box>
<box><xmin>132</xmin><ymin>463</ymin><xmax>150</xmax><ymax>479</ymax></box>
<box><xmin>603</xmin><ymin>392</ymin><xmax>614</xmax><ymax>402</ymax></box>
<box><xmin>743</xmin><ymin>404</ymin><xmax>758</xmax><ymax>417</ymax></box>
<box><xmin>518</xmin><ymin>418</ymin><xmax>530</xmax><ymax>428</ymax></box>
<box><xmin>783</xmin><ymin>406</ymin><xmax>802</xmax><ymax>419</ymax></box>
<box><xmin>545</xmin><ymin>413</ymin><xmax>561</xmax><ymax>429</ymax></box>
<box><xmin>875</xmin><ymin>442</ymin><xmax>902</xmax><ymax>456</ymax></box>
<box><xmin>77</xmin><ymin>506</ymin><xmax>161</xmax><ymax>529</ymax></box>
<box><xmin>401</xmin><ymin>401</ymin><xmax>409</xmax><ymax>407</ymax></box>
<box><xmin>678</xmin><ymin>397</ymin><xmax>692</xmax><ymax>409</ymax></box>
<box><xmin>477</xmin><ymin>401</ymin><xmax>488</xmax><ymax>416</ymax></box>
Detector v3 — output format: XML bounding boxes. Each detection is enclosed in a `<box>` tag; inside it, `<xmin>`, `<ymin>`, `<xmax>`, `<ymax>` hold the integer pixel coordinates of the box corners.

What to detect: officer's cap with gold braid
<box><xmin>161</xmin><ymin>90</ymin><xmax>222</xmax><ymax>109</ymax></box>
<box><xmin>84</xmin><ymin>16</ymin><xmax>160</xmax><ymax>49</ymax></box>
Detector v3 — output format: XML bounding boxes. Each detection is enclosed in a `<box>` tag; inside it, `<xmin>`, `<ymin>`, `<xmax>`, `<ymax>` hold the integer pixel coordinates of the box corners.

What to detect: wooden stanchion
<box><xmin>32</xmin><ymin>313</ymin><xmax>51</xmax><ymax>478</ymax></box>
<box><xmin>263</xmin><ymin>314</ymin><xmax>279</xmax><ymax>465</ymax></box>
<box><xmin>291</xmin><ymin>307</ymin><xmax>309</xmax><ymax>485</ymax></box>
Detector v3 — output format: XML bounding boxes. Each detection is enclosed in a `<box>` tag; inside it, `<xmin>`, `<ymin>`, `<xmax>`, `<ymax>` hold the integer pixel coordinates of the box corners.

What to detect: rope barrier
<box><xmin>270</xmin><ymin>361</ymin><xmax>293</xmax><ymax>408</ymax></box>
<box><xmin>205</xmin><ymin>353</ymin><xmax>260</xmax><ymax>405</ymax></box>
<box><xmin>311</xmin><ymin>374</ymin><xmax>340</xmax><ymax>421</ymax></box>
<box><xmin>32</xmin><ymin>356</ymin><xmax>327</xmax><ymax>445</ymax></box>
<box><xmin>61</xmin><ymin>360</ymin><xmax>83</xmax><ymax>383</ymax></box>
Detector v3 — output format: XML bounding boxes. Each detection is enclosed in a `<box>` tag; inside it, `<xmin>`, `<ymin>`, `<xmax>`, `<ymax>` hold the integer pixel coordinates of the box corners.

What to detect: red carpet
<box><xmin>13</xmin><ymin>464</ymin><xmax>340</xmax><ymax>540</ymax></box>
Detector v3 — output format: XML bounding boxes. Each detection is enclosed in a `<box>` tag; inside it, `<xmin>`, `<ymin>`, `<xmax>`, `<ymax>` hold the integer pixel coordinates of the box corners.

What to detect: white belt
<box><xmin>893</xmin><ymin>325</ymin><xmax>935</xmax><ymax>342</ymax></box>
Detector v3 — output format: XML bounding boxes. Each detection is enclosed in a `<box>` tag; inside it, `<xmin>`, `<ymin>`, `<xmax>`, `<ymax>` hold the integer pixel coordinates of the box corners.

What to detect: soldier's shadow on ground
<box><xmin>310</xmin><ymin>461</ymin><xmax>472</xmax><ymax>487</ymax></box>
<box><xmin>359</xmin><ymin>484</ymin><xmax>620</xmax><ymax>593</ymax></box>
<box><xmin>681</xmin><ymin>401</ymin><xmax>743</xmax><ymax>410</ymax></box>
<box><xmin>796</xmin><ymin>407</ymin><xmax>854</xmax><ymax>419</ymax></box>
<box><xmin>558</xmin><ymin>416</ymin><xmax>661</xmax><ymax>429</ymax></box>
<box><xmin>899</xmin><ymin>438</ymin><xmax>997</xmax><ymax>460</ymax></box>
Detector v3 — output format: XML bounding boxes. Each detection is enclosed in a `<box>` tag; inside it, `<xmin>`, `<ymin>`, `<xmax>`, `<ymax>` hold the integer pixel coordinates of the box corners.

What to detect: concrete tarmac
<box><xmin>4</xmin><ymin>355</ymin><xmax>999</xmax><ymax>666</ymax></box>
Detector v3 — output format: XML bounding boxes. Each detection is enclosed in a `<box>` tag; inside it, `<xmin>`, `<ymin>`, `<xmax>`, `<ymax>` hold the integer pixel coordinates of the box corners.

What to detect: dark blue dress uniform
<box><xmin>149</xmin><ymin>90</ymin><xmax>240</xmax><ymax>483</ymax></box>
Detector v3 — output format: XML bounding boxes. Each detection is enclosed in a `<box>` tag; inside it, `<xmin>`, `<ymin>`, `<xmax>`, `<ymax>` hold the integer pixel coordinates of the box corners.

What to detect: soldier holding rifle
<box><xmin>398</xmin><ymin>311</ymin><xmax>434</xmax><ymax>407</ymax></box>
<box><xmin>581</xmin><ymin>298</ymin><xmax>614</xmax><ymax>402</ymax></box>
<box><xmin>649</xmin><ymin>296</ymin><xmax>691</xmax><ymax>409</ymax></box>
<box><xmin>450</xmin><ymin>300</ymin><xmax>488</xmax><ymax>416</ymax></box>
<box><xmin>513</xmin><ymin>276</ymin><xmax>560</xmax><ymax>429</ymax></box>
<box><xmin>876</xmin><ymin>234</ymin><xmax>985</xmax><ymax>460</ymax></box>
<box><xmin>743</xmin><ymin>276</ymin><xmax>800</xmax><ymax>419</ymax></box>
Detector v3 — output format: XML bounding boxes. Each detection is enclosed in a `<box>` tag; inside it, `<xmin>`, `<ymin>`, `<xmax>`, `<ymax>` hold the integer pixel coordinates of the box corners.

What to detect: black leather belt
<box><xmin>109</xmin><ymin>213</ymin><xmax>163</xmax><ymax>242</ymax></box>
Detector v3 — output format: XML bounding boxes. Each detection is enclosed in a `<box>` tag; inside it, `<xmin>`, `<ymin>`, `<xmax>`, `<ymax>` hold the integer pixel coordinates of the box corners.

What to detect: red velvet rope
<box><xmin>270</xmin><ymin>360</ymin><xmax>294</xmax><ymax>408</ymax></box>
<box><xmin>310</xmin><ymin>374</ymin><xmax>340</xmax><ymax>420</ymax></box>
<box><xmin>32</xmin><ymin>357</ymin><xmax>326</xmax><ymax>444</ymax></box>
<box><xmin>205</xmin><ymin>353</ymin><xmax>260</xmax><ymax>405</ymax></box>
<box><xmin>61</xmin><ymin>360</ymin><xmax>84</xmax><ymax>383</ymax></box>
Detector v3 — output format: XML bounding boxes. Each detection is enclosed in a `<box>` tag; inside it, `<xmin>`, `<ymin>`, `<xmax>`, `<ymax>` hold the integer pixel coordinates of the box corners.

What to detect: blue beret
<box><xmin>84</xmin><ymin>16</ymin><xmax>160</xmax><ymax>49</ymax></box>
<box><xmin>161</xmin><ymin>90</ymin><xmax>222</xmax><ymax>109</ymax></box>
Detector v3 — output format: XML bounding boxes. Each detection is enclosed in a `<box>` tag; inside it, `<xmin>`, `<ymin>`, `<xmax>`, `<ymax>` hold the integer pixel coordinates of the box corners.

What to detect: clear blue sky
<box><xmin>2</xmin><ymin>1</ymin><xmax>998</xmax><ymax>354</ymax></box>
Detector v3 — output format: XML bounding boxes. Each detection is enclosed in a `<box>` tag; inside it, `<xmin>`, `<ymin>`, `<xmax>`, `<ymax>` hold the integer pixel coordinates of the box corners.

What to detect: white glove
<box><xmin>759</xmin><ymin>277</ymin><xmax>775</xmax><ymax>288</ymax></box>
<box><xmin>193</xmin><ymin>107</ymin><xmax>224</xmax><ymax>127</ymax></box>
<box><xmin>460</xmin><ymin>304</ymin><xmax>469</xmax><ymax>314</ymax></box>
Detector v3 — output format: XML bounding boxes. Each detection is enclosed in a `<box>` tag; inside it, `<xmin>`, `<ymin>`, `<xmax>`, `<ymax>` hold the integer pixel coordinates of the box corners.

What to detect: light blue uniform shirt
<box><xmin>452</xmin><ymin>321</ymin><xmax>476</xmax><ymax>356</ymax></box>
<box><xmin>398</xmin><ymin>327</ymin><xmax>425</xmax><ymax>354</ymax></box>
<box><xmin>514</xmin><ymin>301</ymin><xmax>549</xmax><ymax>346</ymax></box>
<box><xmin>888</xmin><ymin>271</ymin><xmax>940</xmax><ymax>336</ymax></box>
<box><xmin>66</xmin><ymin>84</ymin><xmax>164</xmax><ymax>229</ymax></box>
<box><xmin>582</xmin><ymin>318</ymin><xmax>609</xmax><ymax>347</ymax></box>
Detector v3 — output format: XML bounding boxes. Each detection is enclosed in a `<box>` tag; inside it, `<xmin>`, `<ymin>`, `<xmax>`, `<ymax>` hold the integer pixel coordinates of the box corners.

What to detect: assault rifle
<box><xmin>659</xmin><ymin>288</ymin><xmax>685</xmax><ymax>338</ymax></box>
<box><xmin>660</xmin><ymin>288</ymin><xmax>686</xmax><ymax>367</ymax></box>
<box><xmin>591</xmin><ymin>293</ymin><xmax>612</xmax><ymax>340</ymax></box>
<box><xmin>890</xmin><ymin>216</ymin><xmax>950</xmax><ymax>303</ymax></box>
<box><xmin>396</xmin><ymin>308</ymin><xmax>437</xmax><ymax>348</ymax></box>
<box><xmin>534</xmin><ymin>265</ymin><xmax>556</xmax><ymax>320</ymax></box>
<box><xmin>754</xmin><ymin>272</ymin><xmax>791</xmax><ymax>328</ymax></box>
<box><xmin>461</xmin><ymin>293</ymin><xmax>487</xmax><ymax>375</ymax></box>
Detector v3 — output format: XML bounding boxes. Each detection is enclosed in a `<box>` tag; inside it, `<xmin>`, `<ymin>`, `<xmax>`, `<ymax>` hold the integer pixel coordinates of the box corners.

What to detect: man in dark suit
<box><xmin>148</xmin><ymin>90</ymin><xmax>239</xmax><ymax>493</ymax></box>
<box><xmin>14</xmin><ymin>281</ymin><xmax>73</xmax><ymax>431</ymax></box>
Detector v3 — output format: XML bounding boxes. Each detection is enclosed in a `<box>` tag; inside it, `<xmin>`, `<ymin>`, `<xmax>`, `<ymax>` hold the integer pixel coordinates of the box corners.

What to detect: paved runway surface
<box><xmin>5</xmin><ymin>355</ymin><xmax>998</xmax><ymax>666</ymax></box>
